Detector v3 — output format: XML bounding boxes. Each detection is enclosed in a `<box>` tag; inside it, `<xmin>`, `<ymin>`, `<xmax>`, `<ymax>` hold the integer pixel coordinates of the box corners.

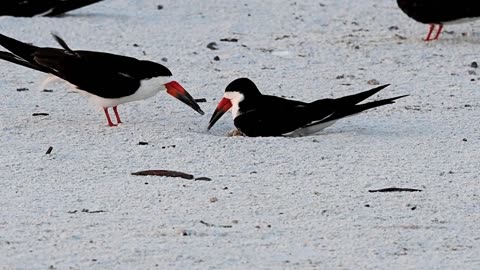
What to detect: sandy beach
<box><xmin>1</xmin><ymin>0</ymin><xmax>479</xmax><ymax>269</ymax></box>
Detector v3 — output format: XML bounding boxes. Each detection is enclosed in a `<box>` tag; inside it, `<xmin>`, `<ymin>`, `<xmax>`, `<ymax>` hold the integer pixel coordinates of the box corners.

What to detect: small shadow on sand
<box><xmin>53</xmin><ymin>12</ymin><xmax>129</xmax><ymax>20</ymax></box>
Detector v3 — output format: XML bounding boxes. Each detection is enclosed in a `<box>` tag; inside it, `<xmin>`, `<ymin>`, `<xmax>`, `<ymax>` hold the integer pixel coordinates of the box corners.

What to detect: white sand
<box><xmin>1</xmin><ymin>0</ymin><xmax>480</xmax><ymax>269</ymax></box>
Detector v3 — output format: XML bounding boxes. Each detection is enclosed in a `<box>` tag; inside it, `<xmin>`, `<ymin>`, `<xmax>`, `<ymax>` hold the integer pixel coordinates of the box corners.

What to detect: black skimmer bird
<box><xmin>0</xmin><ymin>33</ymin><xmax>204</xmax><ymax>126</ymax></box>
<box><xmin>208</xmin><ymin>78</ymin><xmax>407</xmax><ymax>137</ymax></box>
<box><xmin>397</xmin><ymin>0</ymin><xmax>480</xmax><ymax>41</ymax></box>
<box><xmin>1</xmin><ymin>0</ymin><xmax>104</xmax><ymax>17</ymax></box>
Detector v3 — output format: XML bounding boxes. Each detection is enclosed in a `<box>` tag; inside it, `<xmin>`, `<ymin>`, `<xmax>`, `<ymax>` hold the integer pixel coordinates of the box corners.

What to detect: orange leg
<box><xmin>103</xmin><ymin>108</ymin><xmax>117</xmax><ymax>127</ymax></box>
<box><xmin>112</xmin><ymin>106</ymin><xmax>123</xmax><ymax>124</ymax></box>
<box><xmin>433</xmin><ymin>24</ymin><xmax>444</xmax><ymax>40</ymax></box>
<box><xmin>424</xmin><ymin>24</ymin><xmax>435</xmax><ymax>41</ymax></box>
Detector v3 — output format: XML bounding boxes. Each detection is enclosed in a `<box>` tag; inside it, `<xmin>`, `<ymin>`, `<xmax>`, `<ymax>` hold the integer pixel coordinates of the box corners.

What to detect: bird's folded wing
<box><xmin>33</xmin><ymin>49</ymin><xmax>141</xmax><ymax>98</ymax></box>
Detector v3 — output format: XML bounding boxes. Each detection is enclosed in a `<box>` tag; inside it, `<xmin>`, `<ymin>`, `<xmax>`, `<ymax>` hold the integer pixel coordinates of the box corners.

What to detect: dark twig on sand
<box><xmin>199</xmin><ymin>220</ymin><xmax>232</xmax><ymax>228</ymax></box>
<box><xmin>131</xmin><ymin>170</ymin><xmax>194</xmax><ymax>179</ymax></box>
<box><xmin>368</xmin><ymin>187</ymin><xmax>422</xmax><ymax>193</ymax></box>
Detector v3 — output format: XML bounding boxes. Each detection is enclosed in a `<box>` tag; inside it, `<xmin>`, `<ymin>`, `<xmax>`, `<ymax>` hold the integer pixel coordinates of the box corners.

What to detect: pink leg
<box><xmin>112</xmin><ymin>106</ymin><xmax>123</xmax><ymax>124</ymax></box>
<box><xmin>424</xmin><ymin>24</ymin><xmax>435</xmax><ymax>41</ymax></box>
<box><xmin>433</xmin><ymin>24</ymin><xmax>443</xmax><ymax>40</ymax></box>
<box><xmin>103</xmin><ymin>108</ymin><xmax>117</xmax><ymax>127</ymax></box>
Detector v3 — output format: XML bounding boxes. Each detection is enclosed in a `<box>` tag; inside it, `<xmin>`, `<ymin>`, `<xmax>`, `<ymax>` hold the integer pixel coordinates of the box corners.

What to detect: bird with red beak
<box><xmin>208</xmin><ymin>78</ymin><xmax>407</xmax><ymax>137</ymax></box>
<box><xmin>0</xmin><ymin>33</ymin><xmax>204</xmax><ymax>126</ymax></box>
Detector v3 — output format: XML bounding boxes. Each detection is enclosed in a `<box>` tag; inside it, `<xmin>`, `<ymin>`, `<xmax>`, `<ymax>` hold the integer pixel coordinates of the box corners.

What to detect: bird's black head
<box><xmin>207</xmin><ymin>78</ymin><xmax>262</xmax><ymax>130</ymax></box>
<box><xmin>139</xmin><ymin>61</ymin><xmax>172</xmax><ymax>78</ymax></box>
<box><xmin>225</xmin><ymin>77</ymin><xmax>262</xmax><ymax>97</ymax></box>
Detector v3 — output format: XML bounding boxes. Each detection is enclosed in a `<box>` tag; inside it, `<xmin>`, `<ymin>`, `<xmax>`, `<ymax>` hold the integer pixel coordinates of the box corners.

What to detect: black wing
<box><xmin>33</xmin><ymin>48</ymin><xmax>143</xmax><ymax>98</ymax></box>
<box><xmin>1</xmin><ymin>0</ymin><xmax>104</xmax><ymax>17</ymax></box>
<box><xmin>34</xmin><ymin>49</ymin><xmax>172</xmax><ymax>98</ymax></box>
<box><xmin>234</xmin><ymin>85</ymin><xmax>401</xmax><ymax>137</ymax></box>
<box><xmin>0</xmin><ymin>51</ymin><xmax>53</xmax><ymax>73</ymax></box>
<box><xmin>234</xmin><ymin>95</ymin><xmax>321</xmax><ymax>137</ymax></box>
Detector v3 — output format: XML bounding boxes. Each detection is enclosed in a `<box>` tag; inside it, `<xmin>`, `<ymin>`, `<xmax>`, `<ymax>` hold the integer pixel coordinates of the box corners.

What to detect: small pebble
<box><xmin>213</xmin><ymin>56</ymin><xmax>220</xmax><ymax>61</ymax></box>
<box><xmin>367</xmin><ymin>79</ymin><xmax>380</xmax><ymax>85</ymax></box>
<box><xmin>209</xmin><ymin>197</ymin><xmax>218</xmax><ymax>203</ymax></box>
<box><xmin>176</xmin><ymin>229</ymin><xmax>191</xmax><ymax>236</ymax></box>
<box><xmin>471</xmin><ymin>61</ymin><xmax>478</xmax><ymax>68</ymax></box>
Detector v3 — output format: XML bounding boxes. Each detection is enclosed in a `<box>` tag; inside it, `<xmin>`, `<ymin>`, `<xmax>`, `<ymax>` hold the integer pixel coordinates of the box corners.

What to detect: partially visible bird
<box><xmin>208</xmin><ymin>78</ymin><xmax>407</xmax><ymax>137</ymax></box>
<box><xmin>1</xmin><ymin>0</ymin><xmax>105</xmax><ymax>17</ymax></box>
<box><xmin>0</xmin><ymin>33</ymin><xmax>205</xmax><ymax>126</ymax></box>
<box><xmin>397</xmin><ymin>0</ymin><xmax>480</xmax><ymax>41</ymax></box>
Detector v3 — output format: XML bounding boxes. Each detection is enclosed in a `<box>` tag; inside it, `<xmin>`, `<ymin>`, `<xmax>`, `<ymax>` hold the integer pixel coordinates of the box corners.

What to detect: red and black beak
<box><xmin>208</xmin><ymin>97</ymin><xmax>232</xmax><ymax>130</ymax></box>
<box><xmin>165</xmin><ymin>81</ymin><xmax>204</xmax><ymax>115</ymax></box>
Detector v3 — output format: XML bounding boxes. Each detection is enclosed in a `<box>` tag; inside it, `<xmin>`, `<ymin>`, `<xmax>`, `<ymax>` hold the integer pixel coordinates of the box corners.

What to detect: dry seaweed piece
<box><xmin>206</xmin><ymin>42</ymin><xmax>218</xmax><ymax>50</ymax></box>
<box><xmin>131</xmin><ymin>170</ymin><xmax>194</xmax><ymax>179</ymax></box>
<box><xmin>45</xmin><ymin>146</ymin><xmax>53</xmax><ymax>155</ymax></box>
<box><xmin>81</xmin><ymin>209</ymin><xmax>105</xmax><ymax>214</ymax></box>
<box><xmin>220</xmin><ymin>38</ymin><xmax>238</xmax><ymax>42</ymax></box>
<box><xmin>195</xmin><ymin>177</ymin><xmax>212</xmax><ymax>181</ymax></box>
<box><xmin>199</xmin><ymin>220</ymin><xmax>232</xmax><ymax>228</ymax></box>
<box><xmin>32</xmin><ymin>113</ymin><xmax>49</xmax><ymax>116</ymax></box>
<box><xmin>194</xmin><ymin>98</ymin><xmax>207</xmax><ymax>103</ymax></box>
<box><xmin>368</xmin><ymin>187</ymin><xmax>422</xmax><ymax>193</ymax></box>
<box><xmin>67</xmin><ymin>209</ymin><xmax>105</xmax><ymax>214</ymax></box>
